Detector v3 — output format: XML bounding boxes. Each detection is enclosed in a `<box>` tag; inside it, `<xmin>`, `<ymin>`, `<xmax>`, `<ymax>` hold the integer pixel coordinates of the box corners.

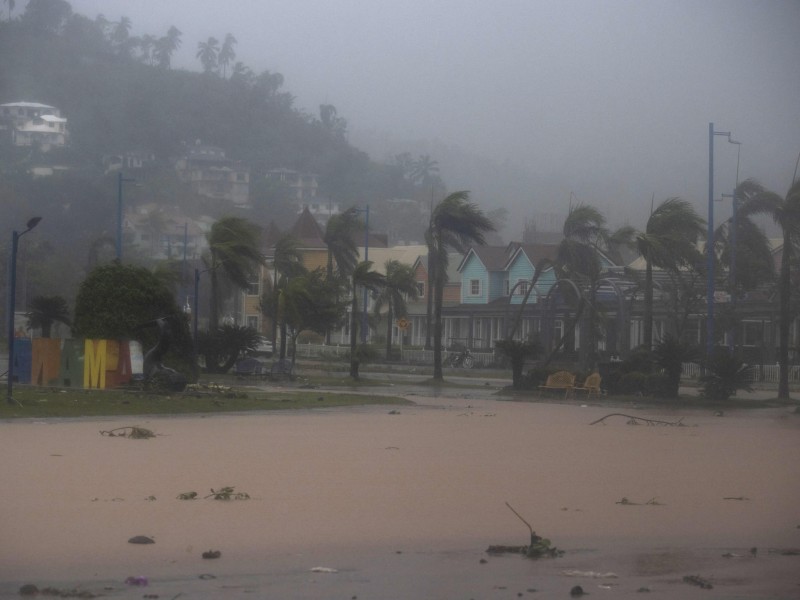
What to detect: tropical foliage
<box><xmin>349</xmin><ymin>261</ymin><xmax>386</xmax><ymax>379</ymax></box>
<box><xmin>196</xmin><ymin>324</ymin><xmax>260</xmax><ymax>374</ymax></box>
<box><xmin>372</xmin><ymin>260</ymin><xmax>418</xmax><ymax>359</ymax></box>
<box><xmin>428</xmin><ymin>192</ymin><xmax>495</xmax><ymax>380</ymax></box>
<box><xmin>700</xmin><ymin>348</ymin><xmax>754</xmax><ymax>401</ymax></box>
<box><xmin>27</xmin><ymin>295</ymin><xmax>71</xmax><ymax>338</ymax></box>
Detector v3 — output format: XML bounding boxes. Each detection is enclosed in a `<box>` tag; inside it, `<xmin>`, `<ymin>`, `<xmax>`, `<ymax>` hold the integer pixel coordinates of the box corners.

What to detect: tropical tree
<box><xmin>264</xmin><ymin>233</ymin><xmax>305</xmax><ymax>357</ymax></box>
<box><xmin>218</xmin><ymin>33</ymin><xmax>237</xmax><ymax>78</ymax></box>
<box><xmin>635</xmin><ymin>198</ymin><xmax>705</xmax><ymax>350</ymax></box>
<box><xmin>429</xmin><ymin>191</ymin><xmax>495</xmax><ymax>380</ymax></box>
<box><xmin>373</xmin><ymin>260</ymin><xmax>418</xmax><ymax>359</ymax></box>
<box><xmin>111</xmin><ymin>16</ymin><xmax>132</xmax><ymax>55</ymax></box>
<box><xmin>737</xmin><ymin>178</ymin><xmax>800</xmax><ymax>400</ymax></box>
<box><xmin>411</xmin><ymin>154</ymin><xmax>439</xmax><ymax>186</ymax></box>
<box><xmin>155</xmin><ymin>25</ymin><xmax>181</xmax><ymax>69</ymax></box>
<box><xmin>323</xmin><ymin>207</ymin><xmax>363</xmax><ymax>342</ymax></box>
<box><xmin>196</xmin><ymin>36</ymin><xmax>219</xmax><ymax>73</ymax></box>
<box><xmin>554</xmin><ymin>204</ymin><xmax>609</xmax><ymax>366</ymax></box>
<box><xmin>324</xmin><ymin>207</ymin><xmax>362</xmax><ymax>280</ymax></box>
<box><xmin>205</xmin><ymin>216</ymin><xmax>263</xmax><ymax>332</ymax></box>
<box><xmin>653</xmin><ymin>334</ymin><xmax>699</xmax><ymax>399</ymax></box>
<box><xmin>27</xmin><ymin>295</ymin><xmax>70</xmax><ymax>338</ymax></box>
<box><xmin>281</xmin><ymin>269</ymin><xmax>345</xmax><ymax>369</ymax></box>
<box><xmin>349</xmin><ymin>261</ymin><xmax>386</xmax><ymax>379</ymax></box>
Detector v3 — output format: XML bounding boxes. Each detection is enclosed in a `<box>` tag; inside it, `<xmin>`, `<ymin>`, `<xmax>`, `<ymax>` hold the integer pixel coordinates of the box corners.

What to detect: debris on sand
<box><xmin>487</xmin><ymin>502</ymin><xmax>564</xmax><ymax>558</ymax></box>
<box><xmin>124</xmin><ymin>576</ymin><xmax>148</xmax><ymax>586</ymax></box>
<box><xmin>100</xmin><ymin>426</ymin><xmax>155</xmax><ymax>439</ymax></box>
<box><xmin>562</xmin><ymin>570</ymin><xmax>619</xmax><ymax>579</ymax></box>
<box><xmin>204</xmin><ymin>486</ymin><xmax>250</xmax><ymax>500</ymax></box>
<box><xmin>128</xmin><ymin>535</ymin><xmax>155</xmax><ymax>544</ymax></box>
<box><xmin>310</xmin><ymin>567</ymin><xmax>338</xmax><ymax>573</ymax></box>
<box><xmin>683</xmin><ymin>574</ymin><xmax>713</xmax><ymax>589</ymax></box>
<box><xmin>590</xmin><ymin>413</ymin><xmax>685</xmax><ymax>427</ymax></box>
<box><xmin>202</xmin><ymin>550</ymin><xmax>222</xmax><ymax>559</ymax></box>
<box><xmin>615</xmin><ymin>496</ymin><xmax>664</xmax><ymax>506</ymax></box>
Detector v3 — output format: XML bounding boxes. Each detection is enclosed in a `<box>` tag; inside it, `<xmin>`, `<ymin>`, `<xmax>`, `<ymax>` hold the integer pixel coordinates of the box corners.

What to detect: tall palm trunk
<box><xmin>349</xmin><ymin>287</ymin><xmax>359</xmax><ymax>378</ymax></box>
<box><xmin>425</xmin><ymin>259</ymin><xmax>434</xmax><ymax>350</ymax></box>
<box><xmin>433</xmin><ymin>271</ymin><xmax>444</xmax><ymax>380</ymax></box>
<box><xmin>778</xmin><ymin>232</ymin><xmax>791</xmax><ymax>399</ymax></box>
<box><xmin>385</xmin><ymin>304</ymin><xmax>394</xmax><ymax>360</ymax></box>
<box><xmin>643</xmin><ymin>260</ymin><xmax>653</xmax><ymax>350</ymax></box>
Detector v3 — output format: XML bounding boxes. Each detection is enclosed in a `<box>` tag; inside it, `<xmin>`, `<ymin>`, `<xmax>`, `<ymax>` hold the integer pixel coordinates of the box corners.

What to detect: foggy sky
<box><xmin>50</xmin><ymin>0</ymin><xmax>800</xmax><ymax>235</ymax></box>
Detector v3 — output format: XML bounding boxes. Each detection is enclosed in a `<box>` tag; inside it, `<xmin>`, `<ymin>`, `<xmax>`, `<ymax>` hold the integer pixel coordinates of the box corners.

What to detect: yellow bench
<box><xmin>539</xmin><ymin>370</ymin><xmax>576</xmax><ymax>399</ymax></box>
<box><xmin>574</xmin><ymin>372</ymin><xmax>602</xmax><ymax>398</ymax></box>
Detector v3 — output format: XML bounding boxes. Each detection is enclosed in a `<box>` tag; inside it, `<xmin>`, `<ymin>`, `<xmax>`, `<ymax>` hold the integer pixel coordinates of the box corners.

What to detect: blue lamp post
<box><xmin>706</xmin><ymin>123</ymin><xmax>739</xmax><ymax>357</ymax></box>
<box><xmin>7</xmin><ymin>217</ymin><xmax>42</xmax><ymax>405</ymax></box>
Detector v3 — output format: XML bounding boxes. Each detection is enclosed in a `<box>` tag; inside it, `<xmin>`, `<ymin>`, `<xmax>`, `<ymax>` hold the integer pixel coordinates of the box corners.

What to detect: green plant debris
<box><xmin>177</xmin><ymin>491</ymin><xmax>198</xmax><ymax>500</ymax></box>
<box><xmin>487</xmin><ymin>502</ymin><xmax>564</xmax><ymax>559</ymax></box>
<box><xmin>204</xmin><ymin>486</ymin><xmax>250</xmax><ymax>500</ymax></box>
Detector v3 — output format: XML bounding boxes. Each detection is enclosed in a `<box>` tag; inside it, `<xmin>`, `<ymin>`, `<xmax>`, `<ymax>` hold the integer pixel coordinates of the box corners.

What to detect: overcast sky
<box><xmin>58</xmin><ymin>0</ymin><xmax>800</xmax><ymax>233</ymax></box>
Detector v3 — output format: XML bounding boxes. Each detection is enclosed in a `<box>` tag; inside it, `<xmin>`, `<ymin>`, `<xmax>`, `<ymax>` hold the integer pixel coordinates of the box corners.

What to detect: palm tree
<box><xmin>411</xmin><ymin>155</ymin><xmax>439</xmax><ymax>186</ymax></box>
<box><xmin>349</xmin><ymin>261</ymin><xmax>386</xmax><ymax>379</ymax></box>
<box><xmin>429</xmin><ymin>191</ymin><xmax>495</xmax><ymax>381</ymax></box>
<box><xmin>205</xmin><ymin>216</ymin><xmax>263</xmax><ymax>332</ymax></box>
<box><xmin>27</xmin><ymin>295</ymin><xmax>70</xmax><ymax>338</ymax></box>
<box><xmin>219</xmin><ymin>33</ymin><xmax>237</xmax><ymax>78</ymax></box>
<box><xmin>324</xmin><ymin>207</ymin><xmax>362</xmax><ymax>281</ymax></box>
<box><xmin>373</xmin><ymin>260</ymin><xmax>418</xmax><ymax>359</ymax></box>
<box><xmin>111</xmin><ymin>16</ymin><xmax>132</xmax><ymax>54</ymax></box>
<box><xmin>554</xmin><ymin>204</ymin><xmax>605</xmax><ymax>366</ymax></box>
<box><xmin>266</xmin><ymin>234</ymin><xmax>305</xmax><ymax>357</ymax></box>
<box><xmin>737</xmin><ymin>178</ymin><xmax>800</xmax><ymax>400</ymax></box>
<box><xmin>155</xmin><ymin>25</ymin><xmax>181</xmax><ymax>69</ymax></box>
<box><xmin>196</xmin><ymin>36</ymin><xmax>219</xmax><ymax>73</ymax></box>
<box><xmin>324</xmin><ymin>207</ymin><xmax>363</xmax><ymax>342</ymax></box>
<box><xmin>635</xmin><ymin>198</ymin><xmax>705</xmax><ymax>350</ymax></box>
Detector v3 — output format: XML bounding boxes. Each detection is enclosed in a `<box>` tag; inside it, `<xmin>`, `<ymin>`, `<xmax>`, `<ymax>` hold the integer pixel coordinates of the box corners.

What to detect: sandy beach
<box><xmin>1</xmin><ymin>391</ymin><xmax>799</xmax><ymax>598</ymax></box>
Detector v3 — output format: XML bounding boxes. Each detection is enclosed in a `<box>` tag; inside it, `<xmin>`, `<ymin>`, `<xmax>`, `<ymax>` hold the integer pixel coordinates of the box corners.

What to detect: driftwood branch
<box><xmin>590</xmin><ymin>413</ymin><xmax>685</xmax><ymax>426</ymax></box>
<box><xmin>100</xmin><ymin>426</ymin><xmax>155</xmax><ymax>438</ymax></box>
<box><xmin>505</xmin><ymin>501</ymin><xmax>538</xmax><ymax>545</ymax></box>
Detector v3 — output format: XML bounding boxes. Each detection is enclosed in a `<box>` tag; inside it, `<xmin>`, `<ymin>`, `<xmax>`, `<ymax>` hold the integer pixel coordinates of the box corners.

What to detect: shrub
<box><xmin>700</xmin><ymin>350</ymin><xmax>754</xmax><ymax>401</ymax></box>
<box><xmin>617</xmin><ymin>371</ymin><xmax>648</xmax><ymax>395</ymax></box>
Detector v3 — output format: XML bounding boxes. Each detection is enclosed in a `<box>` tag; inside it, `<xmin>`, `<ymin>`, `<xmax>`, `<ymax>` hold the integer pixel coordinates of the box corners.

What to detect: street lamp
<box><xmin>117</xmin><ymin>171</ymin><xmax>136</xmax><ymax>261</ymax></box>
<box><xmin>706</xmin><ymin>123</ymin><xmax>739</xmax><ymax>357</ymax></box>
<box><xmin>6</xmin><ymin>217</ymin><xmax>42</xmax><ymax>405</ymax></box>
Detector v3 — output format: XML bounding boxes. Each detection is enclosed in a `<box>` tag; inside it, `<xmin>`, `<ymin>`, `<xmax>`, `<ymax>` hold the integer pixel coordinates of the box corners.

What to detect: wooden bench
<box><xmin>269</xmin><ymin>358</ymin><xmax>294</xmax><ymax>381</ymax></box>
<box><xmin>233</xmin><ymin>358</ymin><xmax>264</xmax><ymax>380</ymax></box>
<box><xmin>539</xmin><ymin>370</ymin><xmax>576</xmax><ymax>398</ymax></box>
<box><xmin>574</xmin><ymin>372</ymin><xmax>602</xmax><ymax>398</ymax></box>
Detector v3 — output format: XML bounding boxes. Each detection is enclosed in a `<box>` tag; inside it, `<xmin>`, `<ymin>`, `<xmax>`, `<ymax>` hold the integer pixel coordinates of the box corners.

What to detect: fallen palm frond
<box><xmin>100</xmin><ymin>426</ymin><xmax>155</xmax><ymax>438</ymax></box>
<box><xmin>590</xmin><ymin>413</ymin><xmax>685</xmax><ymax>426</ymax></box>
<box><xmin>204</xmin><ymin>486</ymin><xmax>250</xmax><ymax>500</ymax></box>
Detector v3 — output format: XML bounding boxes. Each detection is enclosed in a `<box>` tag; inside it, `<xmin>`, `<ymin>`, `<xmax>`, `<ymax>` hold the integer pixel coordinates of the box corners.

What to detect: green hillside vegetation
<box><xmin>0</xmin><ymin>0</ymin><xmax>439</xmax><ymax>319</ymax></box>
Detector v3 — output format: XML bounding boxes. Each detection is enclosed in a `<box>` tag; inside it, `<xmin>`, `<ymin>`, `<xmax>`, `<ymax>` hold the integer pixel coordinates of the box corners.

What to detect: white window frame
<box><xmin>469</xmin><ymin>279</ymin><xmax>481</xmax><ymax>297</ymax></box>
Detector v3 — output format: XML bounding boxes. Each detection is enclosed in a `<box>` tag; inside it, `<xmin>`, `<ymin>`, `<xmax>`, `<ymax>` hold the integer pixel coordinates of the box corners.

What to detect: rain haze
<box><xmin>61</xmin><ymin>0</ymin><xmax>800</xmax><ymax>237</ymax></box>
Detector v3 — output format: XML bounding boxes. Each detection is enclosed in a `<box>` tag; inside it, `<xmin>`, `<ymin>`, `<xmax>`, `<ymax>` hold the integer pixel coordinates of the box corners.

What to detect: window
<box><xmin>246</xmin><ymin>316</ymin><xmax>259</xmax><ymax>330</ymax></box>
<box><xmin>416</xmin><ymin>282</ymin><xmax>425</xmax><ymax>297</ymax></box>
<box><xmin>469</xmin><ymin>279</ymin><xmax>481</xmax><ymax>296</ymax></box>
<box><xmin>742</xmin><ymin>321</ymin><xmax>763</xmax><ymax>347</ymax></box>
<box><xmin>515</xmin><ymin>280</ymin><xmax>529</xmax><ymax>296</ymax></box>
<box><xmin>246</xmin><ymin>277</ymin><xmax>260</xmax><ymax>296</ymax></box>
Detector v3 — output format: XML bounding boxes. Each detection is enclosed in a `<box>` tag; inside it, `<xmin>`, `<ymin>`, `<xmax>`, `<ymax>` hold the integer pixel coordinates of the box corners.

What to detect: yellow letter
<box><xmin>84</xmin><ymin>339</ymin><xmax>108</xmax><ymax>389</ymax></box>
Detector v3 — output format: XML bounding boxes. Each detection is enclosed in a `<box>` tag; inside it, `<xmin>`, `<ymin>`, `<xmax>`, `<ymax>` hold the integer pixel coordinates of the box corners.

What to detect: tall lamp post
<box><xmin>7</xmin><ymin>217</ymin><xmax>42</xmax><ymax>405</ymax></box>
<box><xmin>706</xmin><ymin>123</ymin><xmax>739</xmax><ymax>357</ymax></box>
<box><xmin>117</xmin><ymin>171</ymin><xmax>135</xmax><ymax>261</ymax></box>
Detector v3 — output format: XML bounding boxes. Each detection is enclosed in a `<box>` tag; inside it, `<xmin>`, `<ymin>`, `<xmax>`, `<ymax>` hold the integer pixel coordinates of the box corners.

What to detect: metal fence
<box><xmin>294</xmin><ymin>343</ymin><xmax>497</xmax><ymax>367</ymax></box>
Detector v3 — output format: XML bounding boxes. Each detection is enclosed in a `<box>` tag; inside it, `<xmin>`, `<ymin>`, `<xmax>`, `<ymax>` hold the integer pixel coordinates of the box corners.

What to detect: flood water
<box><xmin>1</xmin><ymin>395</ymin><xmax>798</xmax><ymax>598</ymax></box>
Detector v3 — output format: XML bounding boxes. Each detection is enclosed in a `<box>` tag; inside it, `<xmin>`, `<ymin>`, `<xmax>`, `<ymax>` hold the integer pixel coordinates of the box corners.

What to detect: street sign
<box><xmin>396</xmin><ymin>318</ymin><xmax>410</xmax><ymax>330</ymax></box>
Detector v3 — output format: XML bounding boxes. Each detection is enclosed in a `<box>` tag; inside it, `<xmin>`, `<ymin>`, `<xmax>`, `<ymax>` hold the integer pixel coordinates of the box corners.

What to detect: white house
<box><xmin>0</xmin><ymin>101</ymin><xmax>68</xmax><ymax>151</ymax></box>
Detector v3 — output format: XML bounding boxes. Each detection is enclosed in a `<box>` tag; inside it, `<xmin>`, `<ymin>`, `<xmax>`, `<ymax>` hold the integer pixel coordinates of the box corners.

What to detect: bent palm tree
<box><xmin>267</xmin><ymin>234</ymin><xmax>305</xmax><ymax>357</ymax></box>
<box><xmin>636</xmin><ymin>198</ymin><xmax>705</xmax><ymax>350</ymax></box>
<box><xmin>429</xmin><ymin>192</ymin><xmax>495</xmax><ymax>381</ymax></box>
<box><xmin>737</xmin><ymin>178</ymin><xmax>800</xmax><ymax>400</ymax></box>
<box><xmin>349</xmin><ymin>261</ymin><xmax>386</xmax><ymax>379</ymax></box>
<box><xmin>206</xmin><ymin>217</ymin><xmax>263</xmax><ymax>332</ymax></box>
<box><xmin>27</xmin><ymin>295</ymin><xmax>71</xmax><ymax>338</ymax></box>
<box><xmin>373</xmin><ymin>260</ymin><xmax>418</xmax><ymax>359</ymax></box>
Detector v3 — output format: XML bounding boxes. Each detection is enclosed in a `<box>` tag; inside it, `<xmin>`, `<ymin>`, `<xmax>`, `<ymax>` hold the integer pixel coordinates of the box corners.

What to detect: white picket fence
<box><xmin>681</xmin><ymin>362</ymin><xmax>800</xmax><ymax>383</ymax></box>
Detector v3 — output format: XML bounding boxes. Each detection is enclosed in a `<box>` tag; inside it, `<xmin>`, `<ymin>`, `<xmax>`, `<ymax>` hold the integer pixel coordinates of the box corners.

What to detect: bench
<box><xmin>574</xmin><ymin>372</ymin><xmax>602</xmax><ymax>398</ymax></box>
<box><xmin>233</xmin><ymin>358</ymin><xmax>264</xmax><ymax>380</ymax></box>
<box><xmin>269</xmin><ymin>358</ymin><xmax>294</xmax><ymax>381</ymax></box>
<box><xmin>539</xmin><ymin>370</ymin><xmax>576</xmax><ymax>399</ymax></box>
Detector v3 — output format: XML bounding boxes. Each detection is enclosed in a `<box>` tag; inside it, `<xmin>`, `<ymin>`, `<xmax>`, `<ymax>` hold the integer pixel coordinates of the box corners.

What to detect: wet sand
<box><xmin>1</xmin><ymin>394</ymin><xmax>799</xmax><ymax>598</ymax></box>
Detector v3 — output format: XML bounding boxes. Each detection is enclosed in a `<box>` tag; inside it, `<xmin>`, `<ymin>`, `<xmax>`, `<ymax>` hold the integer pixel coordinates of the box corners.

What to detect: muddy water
<box><xmin>1</xmin><ymin>399</ymin><xmax>799</xmax><ymax>597</ymax></box>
